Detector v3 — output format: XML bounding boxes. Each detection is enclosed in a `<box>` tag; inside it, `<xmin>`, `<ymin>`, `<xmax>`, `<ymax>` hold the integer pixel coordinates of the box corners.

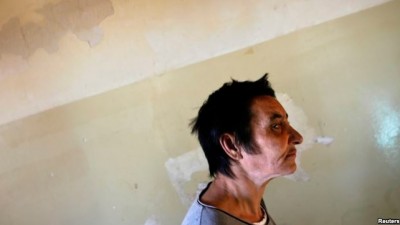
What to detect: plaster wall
<box><xmin>1</xmin><ymin>1</ymin><xmax>400</xmax><ymax>225</ymax></box>
<box><xmin>0</xmin><ymin>0</ymin><xmax>391</xmax><ymax>126</ymax></box>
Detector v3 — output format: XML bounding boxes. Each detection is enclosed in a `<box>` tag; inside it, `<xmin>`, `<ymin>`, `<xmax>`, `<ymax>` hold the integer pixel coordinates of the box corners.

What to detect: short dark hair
<box><xmin>190</xmin><ymin>74</ymin><xmax>276</xmax><ymax>178</ymax></box>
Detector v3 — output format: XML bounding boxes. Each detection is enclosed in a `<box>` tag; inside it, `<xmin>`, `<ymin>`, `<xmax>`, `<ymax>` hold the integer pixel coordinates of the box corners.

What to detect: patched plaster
<box><xmin>0</xmin><ymin>0</ymin><xmax>392</xmax><ymax>126</ymax></box>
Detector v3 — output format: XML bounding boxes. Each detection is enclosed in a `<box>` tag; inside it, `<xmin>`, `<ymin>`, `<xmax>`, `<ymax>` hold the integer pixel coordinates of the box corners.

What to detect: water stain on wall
<box><xmin>0</xmin><ymin>0</ymin><xmax>114</xmax><ymax>59</ymax></box>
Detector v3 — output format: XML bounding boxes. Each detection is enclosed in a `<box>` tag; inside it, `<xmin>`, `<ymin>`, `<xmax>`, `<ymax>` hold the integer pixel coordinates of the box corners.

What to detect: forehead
<box><xmin>250</xmin><ymin>96</ymin><xmax>287</xmax><ymax>121</ymax></box>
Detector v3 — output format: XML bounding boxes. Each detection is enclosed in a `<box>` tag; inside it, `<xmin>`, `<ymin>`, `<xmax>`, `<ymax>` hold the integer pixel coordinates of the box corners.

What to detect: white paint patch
<box><xmin>277</xmin><ymin>93</ymin><xmax>316</xmax><ymax>181</ymax></box>
<box><xmin>144</xmin><ymin>215</ymin><xmax>161</xmax><ymax>225</ymax></box>
<box><xmin>165</xmin><ymin>148</ymin><xmax>208</xmax><ymax>205</ymax></box>
<box><xmin>314</xmin><ymin>136</ymin><xmax>334</xmax><ymax>146</ymax></box>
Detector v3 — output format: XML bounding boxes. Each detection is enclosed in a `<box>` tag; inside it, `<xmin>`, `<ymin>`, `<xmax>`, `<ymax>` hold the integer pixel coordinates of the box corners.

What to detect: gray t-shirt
<box><xmin>181</xmin><ymin>183</ymin><xmax>277</xmax><ymax>225</ymax></box>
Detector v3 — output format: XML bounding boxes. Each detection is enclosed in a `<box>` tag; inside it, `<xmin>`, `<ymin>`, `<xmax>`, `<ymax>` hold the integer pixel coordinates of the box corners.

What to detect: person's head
<box><xmin>190</xmin><ymin>74</ymin><xmax>303</xmax><ymax>179</ymax></box>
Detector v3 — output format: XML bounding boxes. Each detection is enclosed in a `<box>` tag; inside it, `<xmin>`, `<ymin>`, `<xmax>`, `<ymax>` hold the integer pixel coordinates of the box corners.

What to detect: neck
<box><xmin>216</xmin><ymin>173</ymin><xmax>268</xmax><ymax>207</ymax></box>
<box><xmin>201</xmin><ymin>172</ymin><xmax>271</xmax><ymax>222</ymax></box>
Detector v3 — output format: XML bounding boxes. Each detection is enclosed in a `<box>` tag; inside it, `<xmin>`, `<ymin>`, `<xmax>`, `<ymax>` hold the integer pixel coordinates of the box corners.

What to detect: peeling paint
<box><xmin>165</xmin><ymin>147</ymin><xmax>207</xmax><ymax>205</ymax></box>
<box><xmin>144</xmin><ymin>215</ymin><xmax>161</xmax><ymax>225</ymax></box>
<box><xmin>0</xmin><ymin>0</ymin><xmax>393</xmax><ymax>127</ymax></box>
<box><xmin>0</xmin><ymin>0</ymin><xmax>114</xmax><ymax>60</ymax></box>
<box><xmin>314</xmin><ymin>136</ymin><xmax>334</xmax><ymax>146</ymax></box>
<box><xmin>75</xmin><ymin>26</ymin><xmax>104</xmax><ymax>47</ymax></box>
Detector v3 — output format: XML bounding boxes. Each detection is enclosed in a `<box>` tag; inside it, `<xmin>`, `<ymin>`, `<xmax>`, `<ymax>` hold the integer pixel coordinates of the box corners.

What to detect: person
<box><xmin>182</xmin><ymin>74</ymin><xmax>303</xmax><ymax>225</ymax></box>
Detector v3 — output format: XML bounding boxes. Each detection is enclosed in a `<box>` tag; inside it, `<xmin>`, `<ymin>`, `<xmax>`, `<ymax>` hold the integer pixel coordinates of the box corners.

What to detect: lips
<box><xmin>287</xmin><ymin>149</ymin><xmax>297</xmax><ymax>157</ymax></box>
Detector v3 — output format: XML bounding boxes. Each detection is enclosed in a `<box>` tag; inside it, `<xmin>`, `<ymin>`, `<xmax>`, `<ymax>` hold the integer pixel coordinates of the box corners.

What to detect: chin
<box><xmin>283</xmin><ymin>163</ymin><xmax>297</xmax><ymax>175</ymax></box>
<box><xmin>289</xmin><ymin>165</ymin><xmax>297</xmax><ymax>174</ymax></box>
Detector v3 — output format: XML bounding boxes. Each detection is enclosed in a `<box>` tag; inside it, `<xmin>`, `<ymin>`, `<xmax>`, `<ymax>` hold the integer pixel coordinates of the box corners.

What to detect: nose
<box><xmin>290</xmin><ymin>126</ymin><xmax>303</xmax><ymax>145</ymax></box>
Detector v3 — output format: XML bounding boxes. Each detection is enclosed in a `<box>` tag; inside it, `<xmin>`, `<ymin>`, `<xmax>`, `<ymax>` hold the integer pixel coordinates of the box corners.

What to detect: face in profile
<box><xmin>240</xmin><ymin>96</ymin><xmax>303</xmax><ymax>180</ymax></box>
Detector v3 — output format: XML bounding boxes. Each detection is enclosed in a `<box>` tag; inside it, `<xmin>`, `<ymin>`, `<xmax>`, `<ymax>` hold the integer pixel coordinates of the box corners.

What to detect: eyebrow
<box><xmin>270</xmin><ymin>112</ymin><xmax>289</xmax><ymax>120</ymax></box>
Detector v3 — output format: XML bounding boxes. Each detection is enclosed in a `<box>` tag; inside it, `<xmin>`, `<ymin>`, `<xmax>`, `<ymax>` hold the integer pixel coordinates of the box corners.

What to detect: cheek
<box><xmin>269</xmin><ymin>139</ymin><xmax>291</xmax><ymax>163</ymax></box>
<box><xmin>251</xmin><ymin>133</ymin><xmax>289</xmax><ymax>161</ymax></box>
<box><xmin>268</xmin><ymin>137</ymin><xmax>288</xmax><ymax>152</ymax></box>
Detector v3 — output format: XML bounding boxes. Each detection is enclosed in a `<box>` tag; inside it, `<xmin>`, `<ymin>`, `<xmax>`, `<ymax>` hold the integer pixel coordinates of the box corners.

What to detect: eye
<box><xmin>272</xmin><ymin>123</ymin><xmax>281</xmax><ymax>129</ymax></box>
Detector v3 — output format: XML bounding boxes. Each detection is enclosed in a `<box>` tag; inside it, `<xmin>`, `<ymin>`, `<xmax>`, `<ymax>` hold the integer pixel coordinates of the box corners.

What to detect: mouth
<box><xmin>286</xmin><ymin>149</ymin><xmax>297</xmax><ymax>158</ymax></box>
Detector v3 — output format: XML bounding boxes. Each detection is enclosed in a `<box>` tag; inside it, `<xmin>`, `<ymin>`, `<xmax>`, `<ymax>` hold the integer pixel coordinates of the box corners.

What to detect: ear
<box><xmin>219</xmin><ymin>133</ymin><xmax>243</xmax><ymax>161</ymax></box>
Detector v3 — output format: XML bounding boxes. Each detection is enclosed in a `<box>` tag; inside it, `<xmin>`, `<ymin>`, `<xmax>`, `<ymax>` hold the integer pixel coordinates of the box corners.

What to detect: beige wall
<box><xmin>0</xmin><ymin>0</ymin><xmax>390</xmax><ymax>126</ymax></box>
<box><xmin>1</xmin><ymin>1</ymin><xmax>400</xmax><ymax>225</ymax></box>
